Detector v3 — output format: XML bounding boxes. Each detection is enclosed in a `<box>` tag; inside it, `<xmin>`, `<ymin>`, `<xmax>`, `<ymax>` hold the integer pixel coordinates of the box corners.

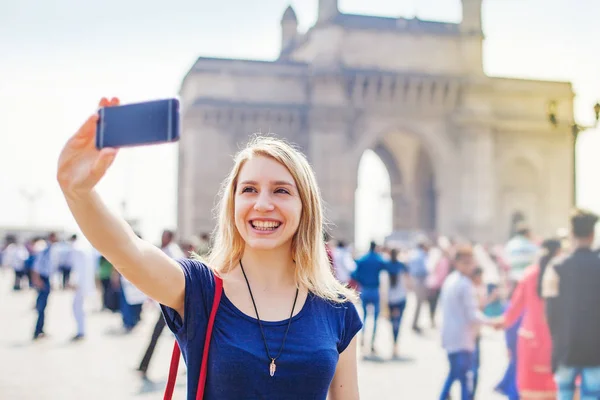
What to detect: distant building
<box><xmin>177</xmin><ymin>0</ymin><xmax>574</xmax><ymax>243</ymax></box>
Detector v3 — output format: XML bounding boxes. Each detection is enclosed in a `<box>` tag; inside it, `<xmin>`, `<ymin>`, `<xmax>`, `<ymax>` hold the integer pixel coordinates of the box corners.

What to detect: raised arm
<box><xmin>57</xmin><ymin>97</ymin><xmax>185</xmax><ymax>315</ymax></box>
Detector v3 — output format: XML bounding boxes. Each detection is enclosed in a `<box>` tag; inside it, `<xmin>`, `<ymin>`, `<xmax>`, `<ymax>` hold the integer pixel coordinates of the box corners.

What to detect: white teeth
<box><xmin>251</xmin><ymin>220</ymin><xmax>281</xmax><ymax>229</ymax></box>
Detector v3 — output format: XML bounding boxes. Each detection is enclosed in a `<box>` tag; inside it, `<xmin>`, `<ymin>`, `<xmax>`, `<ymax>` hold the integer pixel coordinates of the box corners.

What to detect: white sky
<box><xmin>1</xmin><ymin>0</ymin><xmax>599</xmax><ymax>246</ymax></box>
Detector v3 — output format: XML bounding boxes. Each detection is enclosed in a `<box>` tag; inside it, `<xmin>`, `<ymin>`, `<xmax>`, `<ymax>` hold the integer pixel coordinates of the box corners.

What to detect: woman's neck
<box><xmin>239</xmin><ymin>245</ymin><xmax>296</xmax><ymax>291</ymax></box>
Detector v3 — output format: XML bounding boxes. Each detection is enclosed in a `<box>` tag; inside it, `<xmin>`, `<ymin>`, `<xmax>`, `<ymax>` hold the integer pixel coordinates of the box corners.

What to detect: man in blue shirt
<box><xmin>352</xmin><ymin>241</ymin><xmax>385</xmax><ymax>353</ymax></box>
<box><xmin>31</xmin><ymin>232</ymin><xmax>59</xmax><ymax>340</ymax></box>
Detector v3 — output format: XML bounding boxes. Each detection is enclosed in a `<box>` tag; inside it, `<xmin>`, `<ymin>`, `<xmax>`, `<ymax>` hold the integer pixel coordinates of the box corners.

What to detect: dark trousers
<box><xmin>13</xmin><ymin>270</ymin><xmax>27</xmax><ymax>290</ymax></box>
<box><xmin>100</xmin><ymin>278</ymin><xmax>111</xmax><ymax>309</ymax></box>
<box><xmin>411</xmin><ymin>278</ymin><xmax>428</xmax><ymax>329</ymax></box>
<box><xmin>120</xmin><ymin>290</ymin><xmax>142</xmax><ymax>329</ymax></box>
<box><xmin>428</xmin><ymin>288</ymin><xmax>441</xmax><ymax>325</ymax></box>
<box><xmin>58</xmin><ymin>266</ymin><xmax>71</xmax><ymax>289</ymax></box>
<box><xmin>389</xmin><ymin>300</ymin><xmax>407</xmax><ymax>344</ymax></box>
<box><xmin>34</xmin><ymin>276</ymin><xmax>51</xmax><ymax>337</ymax></box>
<box><xmin>471</xmin><ymin>338</ymin><xmax>481</xmax><ymax>399</ymax></box>
<box><xmin>439</xmin><ymin>350</ymin><xmax>473</xmax><ymax>400</ymax></box>
<box><xmin>360</xmin><ymin>288</ymin><xmax>380</xmax><ymax>347</ymax></box>
<box><xmin>138</xmin><ymin>314</ymin><xmax>167</xmax><ymax>373</ymax></box>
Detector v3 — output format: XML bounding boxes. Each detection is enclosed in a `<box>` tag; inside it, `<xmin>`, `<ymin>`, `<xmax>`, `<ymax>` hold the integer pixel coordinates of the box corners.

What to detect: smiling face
<box><xmin>234</xmin><ymin>155</ymin><xmax>302</xmax><ymax>251</ymax></box>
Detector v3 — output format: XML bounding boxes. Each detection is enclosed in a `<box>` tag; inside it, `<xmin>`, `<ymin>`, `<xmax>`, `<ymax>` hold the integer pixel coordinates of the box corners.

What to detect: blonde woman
<box><xmin>57</xmin><ymin>97</ymin><xmax>362</xmax><ymax>400</ymax></box>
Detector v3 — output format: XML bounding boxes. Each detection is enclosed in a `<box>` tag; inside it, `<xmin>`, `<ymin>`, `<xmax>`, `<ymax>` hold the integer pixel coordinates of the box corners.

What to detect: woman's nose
<box><xmin>253</xmin><ymin>192</ymin><xmax>275</xmax><ymax>212</ymax></box>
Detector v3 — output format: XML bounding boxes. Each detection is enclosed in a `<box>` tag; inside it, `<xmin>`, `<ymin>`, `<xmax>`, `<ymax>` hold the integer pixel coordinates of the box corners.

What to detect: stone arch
<box><xmin>351</xmin><ymin>122</ymin><xmax>459</xmax><ymax>235</ymax></box>
<box><xmin>372</xmin><ymin>141</ymin><xmax>403</xmax><ymax>188</ymax></box>
<box><xmin>498</xmin><ymin>148</ymin><xmax>544</xmax><ymax>178</ymax></box>
<box><xmin>498</xmin><ymin>154</ymin><xmax>542</xmax><ymax>240</ymax></box>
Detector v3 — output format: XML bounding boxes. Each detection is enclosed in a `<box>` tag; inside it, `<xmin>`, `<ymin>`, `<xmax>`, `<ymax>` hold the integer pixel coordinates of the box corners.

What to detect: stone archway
<box><xmin>350</xmin><ymin>121</ymin><xmax>458</xmax><ymax>242</ymax></box>
<box><xmin>353</xmin><ymin>128</ymin><xmax>442</xmax><ymax>241</ymax></box>
<box><xmin>499</xmin><ymin>157</ymin><xmax>541</xmax><ymax>240</ymax></box>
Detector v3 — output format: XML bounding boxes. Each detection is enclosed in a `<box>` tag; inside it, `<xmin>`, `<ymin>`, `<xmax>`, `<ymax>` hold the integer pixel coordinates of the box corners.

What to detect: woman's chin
<box><xmin>245</xmin><ymin>239</ymin><xmax>280</xmax><ymax>251</ymax></box>
<box><xmin>244</xmin><ymin>236</ymin><xmax>291</xmax><ymax>252</ymax></box>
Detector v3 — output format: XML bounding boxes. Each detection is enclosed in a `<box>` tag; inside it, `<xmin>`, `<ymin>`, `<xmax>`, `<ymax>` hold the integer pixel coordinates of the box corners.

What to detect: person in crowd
<box><xmin>56</xmin><ymin>234</ymin><xmax>77</xmax><ymax>290</ymax></box>
<box><xmin>332</xmin><ymin>240</ymin><xmax>356</xmax><ymax>287</ymax></box>
<box><xmin>438</xmin><ymin>245</ymin><xmax>494</xmax><ymax>400</ymax></box>
<box><xmin>426</xmin><ymin>237</ymin><xmax>453</xmax><ymax>328</ymax></box>
<box><xmin>543</xmin><ymin>209</ymin><xmax>600</xmax><ymax>400</ymax></box>
<box><xmin>98</xmin><ymin>255</ymin><xmax>118</xmax><ymax>311</ymax></box>
<box><xmin>496</xmin><ymin>238</ymin><xmax>561</xmax><ymax>400</ymax></box>
<box><xmin>69</xmin><ymin>235</ymin><xmax>97</xmax><ymax>340</ymax></box>
<box><xmin>3</xmin><ymin>234</ymin><xmax>29</xmax><ymax>291</ymax></box>
<box><xmin>31</xmin><ymin>232</ymin><xmax>59</xmax><ymax>340</ymax></box>
<box><xmin>353</xmin><ymin>240</ymin><xmax>385</xmax><ymax>353</ymax></box>
<box><xmin>386</xmin><ymin>248</ymin><xmax>408</xmax><ymax>359</ymax></box>
<box><xmin>505</xmin><ymin>223</ymin><xmax>539</xmax><ymax>285</ymax></box>
<box><xmin>408</xmin><ymin>238</ymin><xmax>431</xmax><ymax>333</ymax></box>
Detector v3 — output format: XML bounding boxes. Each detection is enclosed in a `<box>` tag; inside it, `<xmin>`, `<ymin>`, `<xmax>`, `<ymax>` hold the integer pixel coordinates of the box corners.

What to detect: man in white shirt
<box><xmin>3</xmin><ymin>235</ymin><xmax>29</xmax><ymax>291</ymax></box>
<box><xmin>68</xmin><ymin>235</ymin><xmax>97</xmax><ymax>340</ymax></box>
<box><xmin>438</xmin><ymin>246</ymin><xmax>492</xmax><ymax>400</ymax></box>
<box><xmin>504</xmin><ymin>224</ymin><xmax>539</xmax><ymax>283</ymax></box>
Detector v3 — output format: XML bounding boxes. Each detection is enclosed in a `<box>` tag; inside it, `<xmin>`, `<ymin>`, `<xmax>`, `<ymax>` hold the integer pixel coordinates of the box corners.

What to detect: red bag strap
<box><xmin>163</xmin><ymin>274</ymin><xmax>223</xmax><ymax>400</ymax></box>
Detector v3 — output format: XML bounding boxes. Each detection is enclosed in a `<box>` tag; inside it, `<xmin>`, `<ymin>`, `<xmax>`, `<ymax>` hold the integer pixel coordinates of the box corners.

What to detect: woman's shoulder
<box><xmin>175</xmin><ymin>258</ymin><xmax>216</xmax><ymax>288</ymax></box>
<box><xmin>310</xmin><ymin>294</ymin><xmax>362</xmax><ymax>352</ymax></box>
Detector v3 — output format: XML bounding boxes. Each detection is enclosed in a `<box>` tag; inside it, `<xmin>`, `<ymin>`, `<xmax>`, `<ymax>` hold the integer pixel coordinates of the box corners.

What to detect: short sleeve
<box><xmin>160</xmin><ymin>259</ymin><xmax>215</xmax><ymax>342</ymax></box>
<box><xmin>337</xmin><ymin>301</ymin><xmax>363</xmax><ymax>354</ymax></box>
<box><xmin>399</xmin><ymin>261</ymin><xmax>408</xmax><ymax>274</ymax></box>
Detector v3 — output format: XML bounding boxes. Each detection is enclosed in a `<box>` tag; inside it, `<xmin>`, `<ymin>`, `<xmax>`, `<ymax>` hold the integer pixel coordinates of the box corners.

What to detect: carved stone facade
<box><xmin>177</xmin><ymin>0</ymin><xmax>575</xmax><ymax>243</ymax></box>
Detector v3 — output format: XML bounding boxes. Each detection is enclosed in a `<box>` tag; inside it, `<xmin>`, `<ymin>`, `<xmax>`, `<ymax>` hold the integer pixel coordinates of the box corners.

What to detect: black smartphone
<box><xmin>95</xmin><ymin>98</ymin><xmax>180</xmax><ymax>149</ymax></box>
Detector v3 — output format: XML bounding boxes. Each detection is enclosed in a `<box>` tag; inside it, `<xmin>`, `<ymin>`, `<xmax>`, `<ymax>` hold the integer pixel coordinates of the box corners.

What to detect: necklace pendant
<box><xmin>269</xmin><ymin>359</ymin><xmax>276</xmax><ymax>377</ymax></box>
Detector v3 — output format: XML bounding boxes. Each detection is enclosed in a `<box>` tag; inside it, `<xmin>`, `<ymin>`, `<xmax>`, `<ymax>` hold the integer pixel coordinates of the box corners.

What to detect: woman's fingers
<box><xmin>98</xmin><ymin>97</ymin><xmax>110</xmax><ymax>108</ymax></box>
<box><xmin>90</xmin><ymin>147</ymin><xmax>118</xmax><ymax>181</ymax></box>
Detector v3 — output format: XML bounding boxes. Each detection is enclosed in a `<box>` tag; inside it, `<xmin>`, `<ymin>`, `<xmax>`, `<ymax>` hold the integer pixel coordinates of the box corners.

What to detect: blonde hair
<box><xmin>196</xmin><ymin>135</ymin><xmax>357</xmax><ymax>303</ymax></box>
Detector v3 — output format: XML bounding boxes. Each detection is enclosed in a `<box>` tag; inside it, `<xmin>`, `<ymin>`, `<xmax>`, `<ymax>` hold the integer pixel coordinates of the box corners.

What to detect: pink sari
<box><xmin>503</xmin><ymin>264</ymin><xmax>556</xmax><ymax>398</ymax></box>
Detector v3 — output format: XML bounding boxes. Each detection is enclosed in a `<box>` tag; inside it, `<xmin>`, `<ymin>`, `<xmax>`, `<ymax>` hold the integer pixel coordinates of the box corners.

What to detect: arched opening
<box><xmin>500</xmin><ymin>158</ymin><xmax>540</xmax><ymax>241</ymax></box>
<box><xmin>355</xmin><ymin>149</ymin><xmax>393</xmax><ymax>252</ymax></box>
<box><xmin>354</xmin><ymin>137</ymin><xmax>438</xmax><ymax>251</ymax></box>
<box><xmin>355</xmin><ymin>138</ymin><xmax>438</xmax><ymax>249</ymax></box>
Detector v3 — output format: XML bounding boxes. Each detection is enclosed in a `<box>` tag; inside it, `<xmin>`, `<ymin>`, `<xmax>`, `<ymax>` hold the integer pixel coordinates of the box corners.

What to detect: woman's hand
<box><xmin>57</xmin><ymin>97</ymin><xmax>120</xmax><ymax>197</ymax></box>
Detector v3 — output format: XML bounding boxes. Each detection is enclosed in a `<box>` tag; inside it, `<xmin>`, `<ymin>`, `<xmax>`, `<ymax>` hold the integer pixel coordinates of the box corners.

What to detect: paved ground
<box><xmin>0</xmin><ymin>269</ymin><xmax>510</xmax><ymax>399</ymax></box>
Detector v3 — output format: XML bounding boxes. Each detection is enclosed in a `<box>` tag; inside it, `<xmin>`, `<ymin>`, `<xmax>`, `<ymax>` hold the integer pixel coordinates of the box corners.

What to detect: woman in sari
<box><xmin>498</xmin><ymin>238</ymin><xmax>561</xmax><ymax>400</ymax></box>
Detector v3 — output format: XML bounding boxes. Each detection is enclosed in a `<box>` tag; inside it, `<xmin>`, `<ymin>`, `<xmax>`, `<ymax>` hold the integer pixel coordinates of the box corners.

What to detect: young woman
<box><xmin>56</xmin><ymin>97</ymin><xmax>362</xmax><ymax>399</ymax></box>
<box><xmin>498</xmin><ymin>239</ymin><xmax>561</xmax><ymax>400</ymax></box>
<box><xmin>385</xmin><ymin>248</ymin><xmax>408</xmax><ymax>358</ymax></box>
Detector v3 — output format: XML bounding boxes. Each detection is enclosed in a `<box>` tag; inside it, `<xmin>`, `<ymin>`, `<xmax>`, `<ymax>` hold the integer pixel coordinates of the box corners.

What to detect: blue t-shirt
<box><xmin>160</xmin><ymin>259</ymin><xmax>362</xmax><ymax>400</ymax></box>
<box><xmin>352</xmin><ymin>251</ymin><xmax>386</xmax><ymax>288</ymax></box>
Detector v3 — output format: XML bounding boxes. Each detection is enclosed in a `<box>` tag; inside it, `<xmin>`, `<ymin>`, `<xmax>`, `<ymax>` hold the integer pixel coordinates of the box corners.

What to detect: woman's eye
<box><xmin>241</xmin><ymin>187</ymin><xmax>256</xmax><ymax>193</ymax></box>
<box><xmin>275</xmin><ymin>188</ymin><xmax>290</xmax><ymax>194</ymax></box>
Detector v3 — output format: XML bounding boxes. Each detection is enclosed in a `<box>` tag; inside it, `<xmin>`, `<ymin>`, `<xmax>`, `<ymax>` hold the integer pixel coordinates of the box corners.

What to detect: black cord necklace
<box><xmin>239</xmin><ymin>260</ymin><xmax>299</xmax><ymax>377</ymax></box>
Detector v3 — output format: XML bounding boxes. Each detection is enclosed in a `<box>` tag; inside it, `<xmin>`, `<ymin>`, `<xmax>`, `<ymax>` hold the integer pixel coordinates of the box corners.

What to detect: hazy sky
<box><xmin>1</xmin><ymin>0</ymin><xmax>599</xmax><ymax>246</ymax></box>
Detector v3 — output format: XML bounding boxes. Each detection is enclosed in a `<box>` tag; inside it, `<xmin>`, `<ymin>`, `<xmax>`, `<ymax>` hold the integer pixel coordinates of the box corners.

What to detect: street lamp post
<box><xmin>19</xmin><ymin>188</ymin><xmax>44</xmax><ymax>227</ymax></box>
<box><xmin>547</xmin><ymin>101</ymin><xmax>600</xmax><ymax>207</ymax></box>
